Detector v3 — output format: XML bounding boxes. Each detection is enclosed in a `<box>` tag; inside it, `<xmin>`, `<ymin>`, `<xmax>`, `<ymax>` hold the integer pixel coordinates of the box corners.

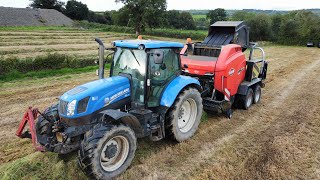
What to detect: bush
<box><xmin>0</xmin><ymin>53</ymin><xmax>97</xmax><ymax>76</ymax></box>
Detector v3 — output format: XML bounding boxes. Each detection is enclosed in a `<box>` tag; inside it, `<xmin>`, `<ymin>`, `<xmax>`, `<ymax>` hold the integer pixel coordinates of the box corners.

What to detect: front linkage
<box><xmin>16</xmin><ymin>107</ymin><xmax>45</xmax><ymax>152</ymax></box>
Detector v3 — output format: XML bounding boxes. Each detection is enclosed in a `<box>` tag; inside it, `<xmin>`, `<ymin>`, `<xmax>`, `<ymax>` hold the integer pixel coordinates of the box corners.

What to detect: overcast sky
<box><xmin>0</xmin><ymin>0</ymin><xmax>319</xmax><ymax>11</ymax></box>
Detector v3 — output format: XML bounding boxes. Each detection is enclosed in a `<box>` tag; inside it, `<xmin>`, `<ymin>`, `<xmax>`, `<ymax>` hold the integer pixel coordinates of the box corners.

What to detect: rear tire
<box><xmin>166</xmin><ymin>87</ymin><xmax>202</xmax><ymax>142</ymax></box>
<box><xmin>253</xmin><ymin>85</ymin><xmax>262</xmax><ymax>104</ymax></box>
<box><xmin>240</xmin><ymin>88</ymin><xmax>254</xmax><ymax>110</ymax></box>
<box><xmin>78</xmin><ymin>124</ymin><xmax>136</xmax><ymax>179</ymax></box>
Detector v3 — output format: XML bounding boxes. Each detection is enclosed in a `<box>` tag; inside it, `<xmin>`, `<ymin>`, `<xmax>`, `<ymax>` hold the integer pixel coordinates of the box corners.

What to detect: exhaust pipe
<box><xmin>95</xmin><ymin>38</ymin><xmax>105</xmax><ymax>79</ymax></box>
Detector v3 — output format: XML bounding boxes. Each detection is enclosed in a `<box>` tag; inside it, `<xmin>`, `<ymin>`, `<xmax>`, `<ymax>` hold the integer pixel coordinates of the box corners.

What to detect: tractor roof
<box><xmin>113</xmin><ymin>40</ymin><xmax>184</xmax><ymax>49</ymax></box>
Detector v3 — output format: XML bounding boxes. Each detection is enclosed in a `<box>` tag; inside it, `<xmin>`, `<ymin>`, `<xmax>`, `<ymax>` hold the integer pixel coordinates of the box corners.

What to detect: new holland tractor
<box><xmin>17</xmin><ymin>38</ymin><xmax>203</xmax><ymax>179</ymax></box>
<box><xmin>16</xmin><ymin>21</ymin><xmax>268</xmax><ymax>179</ymax></box>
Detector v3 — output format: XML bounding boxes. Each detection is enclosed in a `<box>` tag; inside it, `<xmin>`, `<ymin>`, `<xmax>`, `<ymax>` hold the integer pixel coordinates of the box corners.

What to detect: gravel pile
<box><xmin>0</xmin><ymin>7</ymin><xmax>73</xmax><ymax>26</ymax></box>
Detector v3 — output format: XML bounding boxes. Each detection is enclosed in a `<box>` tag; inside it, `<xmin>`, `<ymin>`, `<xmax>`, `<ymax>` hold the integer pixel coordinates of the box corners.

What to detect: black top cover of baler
<box><xmin>193</xmin><ymin>21</ymin><xmax>249</xmax><ymax>57</ymax></box>
<box><xmin>205</xmin><ymin>21</ymin><xmax>249</xmax><ymax>48</ymax></box>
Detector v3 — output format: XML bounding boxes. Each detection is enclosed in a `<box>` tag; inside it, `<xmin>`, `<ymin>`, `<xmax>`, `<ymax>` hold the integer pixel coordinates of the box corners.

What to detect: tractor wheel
<box><xmin>167</xmin><ymin>87</ymin><xmax>202</xmax><ymax>142</ymax></box>
<box><xmin>36</xmin><ymin>104</ymin><xmax>58</xmax><ymax>135</ymax></box>
<box><xmin>240</xmin><ymin>88</ymin><xmax>254</xmax><ymax>110</ymax></box>
<box><xmin>78</xmin><ymin>124</ymin><xmax>136</xmax><ymax>179</ymax></box>
<box><xmin>253</xmin><ymin>85</ymin><xmax>262</xmax><ymax>104</ymax></box>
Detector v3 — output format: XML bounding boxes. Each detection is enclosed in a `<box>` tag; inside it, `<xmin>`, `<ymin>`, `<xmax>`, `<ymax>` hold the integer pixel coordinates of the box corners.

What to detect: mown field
<box><xmin>0</xmin><ymin>29</ymin><xmax>180</xmax><ymax>59</ymax></box>
<box><xmin>0</xmin><ymin>28</ymin><xmax>320</xmax><ymax>179</ymax></box>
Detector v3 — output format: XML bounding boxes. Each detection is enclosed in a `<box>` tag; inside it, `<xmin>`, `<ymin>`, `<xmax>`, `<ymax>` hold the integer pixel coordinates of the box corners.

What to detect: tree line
<box><xmin>30</xmin><ymin>0</ymin><xmax>320</xmax><ymax>45</ymax></box>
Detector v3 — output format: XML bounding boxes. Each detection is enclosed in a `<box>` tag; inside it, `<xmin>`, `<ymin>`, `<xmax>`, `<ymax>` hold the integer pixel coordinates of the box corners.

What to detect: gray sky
<box><xmin>0</xmin><ymin>0</ymin><xmax>319</xmax><ymax>11</ymax></box>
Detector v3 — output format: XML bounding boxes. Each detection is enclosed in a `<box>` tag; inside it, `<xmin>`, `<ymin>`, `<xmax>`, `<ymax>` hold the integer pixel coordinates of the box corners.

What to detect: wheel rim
<box><xmin>246</xmin><ymin>92</ymin><xmax>253</xmax><ymax>108</ymax></box>
<box><xmin>100</xmin><ymin>135</ymin><xmax>129</xmax><ymax>172</ymax></box>
<box><xmin>254</xmin><ymin>89</ymin><xmax>261</xmax><ymax>103</ymax></box>
<box><xmin>178</xmin><ymin>98</ymin><xmax>197</xmax><ymax>133</ymax></box>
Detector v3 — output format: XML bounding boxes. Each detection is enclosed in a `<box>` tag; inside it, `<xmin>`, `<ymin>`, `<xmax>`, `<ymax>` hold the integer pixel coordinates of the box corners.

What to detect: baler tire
<box><xmin>240</xmin><ymin>88</ymin><xmax>254</xmax><ymax>110</ymax></box>
<box><xmin>78</xmin><ymin>124</ymin><xmax>136</xmax><ymax>179</ymax></box>
<box><xmin>166</xmin><ymin>87</ymin><xmax>203</xmax><ymax>142</ymax></box>
<box><xmin>253</xmin><ymin>85</ymin><xmax>262</xmax><ymax>104</ymax></box>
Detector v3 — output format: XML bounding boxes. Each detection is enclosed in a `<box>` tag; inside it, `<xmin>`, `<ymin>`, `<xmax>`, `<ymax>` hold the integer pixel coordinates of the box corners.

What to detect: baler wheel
<box><xmin>253</xmin><ymin>85</ymin><xmax>262</xmax><ymax>104</ymax></box>
<box><xmin>166</xmin><ymin>87</ymin><xmax>203</xmax><ymax>142</ymax></box>
<box><xmin>78</xmin><ymin>124</ymin><xmax>136</xmax><ymax>179</ymax></box>
<box><xmin>240</xmin><ymin>88</ymin><xmax>254</xmax><ymax>110</ymax></box>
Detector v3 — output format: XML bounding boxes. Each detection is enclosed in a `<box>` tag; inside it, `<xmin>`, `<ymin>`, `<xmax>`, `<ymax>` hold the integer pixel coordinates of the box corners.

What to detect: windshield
<box><xmin>112</xmin><ymin>47</ymin><xmax>147</xmax><ymax>104</ymax></box>
<box><xmin>112</xmin><ymin>48</ymin><xmax>146</xmax><ymax>76</ymax></box>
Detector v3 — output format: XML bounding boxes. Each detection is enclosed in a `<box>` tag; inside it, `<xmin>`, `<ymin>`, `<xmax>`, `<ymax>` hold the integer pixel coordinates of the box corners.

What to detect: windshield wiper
<box><xmin>130</xmin><ymin>50</ymin><xmax>140</xmax><ymax>66</ymax></box>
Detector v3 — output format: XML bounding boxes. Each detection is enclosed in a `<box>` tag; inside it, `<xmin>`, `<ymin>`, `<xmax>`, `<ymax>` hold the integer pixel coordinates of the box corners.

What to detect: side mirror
<box><xmin>153</xmin><ymin>50</ymin><xmax>164</xmax><ymax>64</ymax></box>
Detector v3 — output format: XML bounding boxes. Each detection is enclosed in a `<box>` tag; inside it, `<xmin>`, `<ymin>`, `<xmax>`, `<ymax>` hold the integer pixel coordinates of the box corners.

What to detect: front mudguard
<box><xmin>101</xmin><ymin>109</ymin><xmax>144</xmax><ymax>138</ymax></box>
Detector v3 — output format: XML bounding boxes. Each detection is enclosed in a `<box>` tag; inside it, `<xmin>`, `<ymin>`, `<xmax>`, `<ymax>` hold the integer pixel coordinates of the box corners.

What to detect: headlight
<box><xmin>67</xmin><ymin>100</ymin><xmax>77</xmax><ymax>116</ymax></box>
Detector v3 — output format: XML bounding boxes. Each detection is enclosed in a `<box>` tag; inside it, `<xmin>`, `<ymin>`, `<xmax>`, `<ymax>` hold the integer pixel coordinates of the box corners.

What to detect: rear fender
<box><xmin>160</xmin><ymin>75</ymin><xmax>201</xmax><ymax>107</ymax></box>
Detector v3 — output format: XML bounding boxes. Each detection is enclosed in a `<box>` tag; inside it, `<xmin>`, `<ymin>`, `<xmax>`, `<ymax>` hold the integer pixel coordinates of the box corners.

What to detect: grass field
<box><xmin>0</xmin><ymin>28</ymin><xmax>320</xmax><ymax>179</ymax></box>
<box><xmin>192</xmin><ymin>14</ymin><xmax>207</xmax><ymax>20</ymax></box>
<box><xmin>0</xmin><ymin>28</ymin><xmax>186</xmax><ymax>59</ymax></box>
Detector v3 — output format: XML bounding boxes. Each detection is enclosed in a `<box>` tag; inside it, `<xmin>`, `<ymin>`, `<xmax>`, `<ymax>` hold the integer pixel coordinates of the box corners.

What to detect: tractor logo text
<box><xmin>105</xmin><ymin>88</ymin><xmax>130</xmax><ymax>106</ymax></box>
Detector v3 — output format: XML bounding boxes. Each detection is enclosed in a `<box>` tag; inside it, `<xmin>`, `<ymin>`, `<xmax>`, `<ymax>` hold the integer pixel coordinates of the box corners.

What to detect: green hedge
<box><xmin>0</xmin><ymin>53</ymin><xmax>97</xmax><ymax>76</ymax></box>
<box><xmin>76</xmin><ymin>21</ymin><xmax>207</xmax><ymax>41</ymax></box>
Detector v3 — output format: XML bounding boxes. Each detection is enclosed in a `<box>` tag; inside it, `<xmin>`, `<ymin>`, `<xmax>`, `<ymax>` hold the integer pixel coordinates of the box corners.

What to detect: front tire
<box><xmin>78</xmin><ymin>124</ymin><xmax>136</xmax><ymax>179</ymax></box>
<box><xmin>36</xmin><ymin>104</ymin><xmax>58</xmax><ymax>135</ymax></box>
<box><xmin>167</xmin><ymin>87</ymin><xmax>203</xmax><ymax>142</ymax></box>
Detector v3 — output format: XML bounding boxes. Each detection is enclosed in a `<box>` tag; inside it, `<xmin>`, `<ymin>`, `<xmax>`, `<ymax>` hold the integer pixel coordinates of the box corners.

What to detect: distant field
<box><xmin>0</xmin><ymin>28</ymin><xmax>189</xmax><ymax>82</ymax></box>
<box><xmin>0</xmin><ymin>30</ymin><xmax>130</xmax><ymax>59</ymax></box>
<box><xmin>0</xmin><ymin>28</ymin><xmax>191</xmax><ymax>60</ymax></box>
<box><xmin>192</xmin><ymin>14</ymin><xmax>206</xmax><ymax>20</ymax></box>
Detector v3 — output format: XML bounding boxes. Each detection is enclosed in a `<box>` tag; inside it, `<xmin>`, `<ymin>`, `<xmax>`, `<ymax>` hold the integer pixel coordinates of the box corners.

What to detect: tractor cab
<box><xmin>108</xmin><ymin>40</ymin><xmax>184</xmax><ymax>108</ymax></box>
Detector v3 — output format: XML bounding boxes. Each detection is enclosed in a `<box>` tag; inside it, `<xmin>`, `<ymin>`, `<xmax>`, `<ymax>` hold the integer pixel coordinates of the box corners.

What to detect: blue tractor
<box><xmin>34</xmin><ymin>38</ymin><xmax>203</xmax><ymax>179</ymax></box>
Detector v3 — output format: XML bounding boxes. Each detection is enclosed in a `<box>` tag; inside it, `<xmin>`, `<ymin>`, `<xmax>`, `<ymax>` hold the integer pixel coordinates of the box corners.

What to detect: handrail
<box><xmin>248</xmin><ymin>45</ymin><xmax>266</xmax><ymax>74</ymax></box>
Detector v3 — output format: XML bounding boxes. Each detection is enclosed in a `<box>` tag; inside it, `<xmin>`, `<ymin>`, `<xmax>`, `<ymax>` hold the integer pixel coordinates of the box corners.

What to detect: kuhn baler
<box><xmin>180</xmin><ymin>21</ymin><xmax>268</xmax><ymax>118</ymax></box>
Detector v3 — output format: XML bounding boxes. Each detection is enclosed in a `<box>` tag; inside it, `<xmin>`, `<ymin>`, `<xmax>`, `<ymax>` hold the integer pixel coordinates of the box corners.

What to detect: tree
<box><xmin>207</xmin><ymin>8</ymin><xmax>227</xmax><ymax>24</ymax></box>
<box><xmin>165</xmin><ymin>10</ymin><xmax>196</xmax><ymax>30</ymax></box>
<box><xmin>65</xmin><ymin>0</ymin><xmax>89</xmax><ymax>20</ymax></box>
<box><xmin>29</xmin><ymin>0</ymin><xmax>64</xmax><ymax>12</ymax></box>
<box><xmin>180</xmin><ymin>12</ymin><xmax>196</xmax><ymax>30</ymax></box>
<box><xmin>115</xmin><ymin>0</ymin><xmax>167</xmax><ymax>35</ymax></box>
<box><xmin>166</xmin><ymin>10</ymin><xmax>181</xmax><ymax>29</ymax></box>
<box><xmin>247</xmin><ymin>14</ymin><xmax>272</xmax><ymax>41</ymax></box>
<box><xmin>112</xmin><ymin>7</ymin><xmax>131</xmax><ymax>26</ymax></box>
<box><xmin>271</xmin><ymin>14</ymin><xmax>282</xmax><ymax>41</ymax></box>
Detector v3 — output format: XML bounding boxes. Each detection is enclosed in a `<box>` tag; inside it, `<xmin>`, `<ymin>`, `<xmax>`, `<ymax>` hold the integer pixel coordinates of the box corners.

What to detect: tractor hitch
<box><xmin>16</xmin><ymin>107</ymin><xmax>45</xmax><ymax>152</ymax></box>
